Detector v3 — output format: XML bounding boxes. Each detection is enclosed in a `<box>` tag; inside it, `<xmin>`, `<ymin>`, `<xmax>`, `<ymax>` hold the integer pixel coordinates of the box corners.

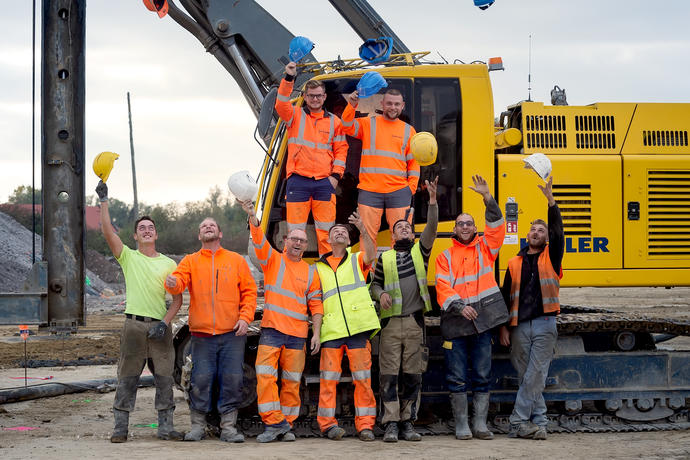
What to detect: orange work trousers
<box><xmin>286</xmin><ymin>174</ymin><xmax>335</xmax><ymax>256</ymax></box>
<box><xmin>317</xmin><ymin>332</ymin><xmax>377</xmax><ymax>433</ymax></box>
<box><xmin>255</xmin><ymin>328</ymin><xmax>306</xmax><ymax>426</ymax></box>
<box><xmin>358</xmin><ymin>186</ymin><xmax>413</xmax><ymax>247</ymax></box>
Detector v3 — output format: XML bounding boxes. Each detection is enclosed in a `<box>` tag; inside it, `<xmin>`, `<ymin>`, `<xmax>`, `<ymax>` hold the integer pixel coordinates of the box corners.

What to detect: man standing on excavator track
<box><xmin>275</xmin><ymin>62</ymin><xmax>349</xmax><ymax>257</ymax></box>
<box><xmin>240</xmin><ymin>200</ymin><xmax>323</xmax><ymax>443</ymax></box>
<box><xmin>341</xmin><ymin>88</ymin><xmax>420</xmax><ymax>247</ymax></box>
<box><xmin>315</xmin><ymin>212</ymin><xmax>381</xmax><ymax>441</ymax></box>
<box><xmin>434</xmin><ymin>174</ymin><xmax>509</xmax><ymax>441</ymax></box>
<box><xmin>165</xmin><ymin>217</ymin><xmax>257</xmax><ymax>443</ymax></box>
<box><xmin>500</xmin><ymin>177</ymin><xmax>564</xmax><ymax>441</ymax></box>
<box><xmin>96</xmin><ymin>180</ymin><xmax>184</xmax><ymax>443</ymax></box>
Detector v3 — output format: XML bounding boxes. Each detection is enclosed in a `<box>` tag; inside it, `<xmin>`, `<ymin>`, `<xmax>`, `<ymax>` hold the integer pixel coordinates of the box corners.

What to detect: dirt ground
<box><xmin>1</xmin><ymin>287</ymin><xmax>689</xmax><ymax>459</ymax></box>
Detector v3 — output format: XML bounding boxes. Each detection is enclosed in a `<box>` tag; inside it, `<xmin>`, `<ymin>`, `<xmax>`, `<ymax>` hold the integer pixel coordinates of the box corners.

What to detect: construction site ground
<box><xmin>0</xmin><ymin>287</ymin><xmax>689</xmax><ymax>459</ymax></box>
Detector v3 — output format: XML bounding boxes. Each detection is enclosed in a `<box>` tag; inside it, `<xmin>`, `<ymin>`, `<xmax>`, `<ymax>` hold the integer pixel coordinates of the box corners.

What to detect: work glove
<box><xmin>96</xmin><ymin>180</ymin><xmax>108</xmax><ymax>202</ymax></box>
<box><xmin>447</xmin><ymin>300</ymin><xmax>464</xmax><ymax>315</ymax></box>
<box><xmin>147</xmin><ymin>321</ymin><xmax>167</xmax><ymax>340</ymax></box>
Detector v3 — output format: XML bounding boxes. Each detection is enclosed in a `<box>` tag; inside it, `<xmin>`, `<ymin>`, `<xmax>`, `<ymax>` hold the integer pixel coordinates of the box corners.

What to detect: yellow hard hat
<box><xmin>410</xmin><ymin>132</ymin><xmax>438</xmax><ymax>166</ymax></box>
<box><xmin>92</xmin><ymin>151</ymin><xmax>119</xmax><ymax>182</ymax></box>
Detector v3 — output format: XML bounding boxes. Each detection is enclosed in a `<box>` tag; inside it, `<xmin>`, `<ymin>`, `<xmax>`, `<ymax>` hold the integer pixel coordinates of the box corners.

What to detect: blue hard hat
<box><xmin>356</xmin><ymin>71</ymin><xmax>388</xmax><ymax>99</ymax></box>
<box><xmin>289</xmin><ymin>36</ymin><xmax>314</xmax><ymax>63</ymax></box>
<box><xmin>474</xmin><ymin>0</ymin><xmax>494</xmax><ymax>10</ymax></box>
<box><xmin>358</xmin><ymin>37</ymin><xmax>393</xmax><ymax>65</ymax></box>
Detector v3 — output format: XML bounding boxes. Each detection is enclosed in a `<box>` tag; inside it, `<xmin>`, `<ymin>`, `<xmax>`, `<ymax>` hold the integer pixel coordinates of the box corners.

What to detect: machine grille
<box><xmin>647</xmin><ymin>170</ymin><xmax>690</xmax><ymax>256</ymax></box>
<box><xmin>575</xmin><ymin>115</ymin><xmax>616</xmax><ymax>150</ymax></box>
<box><xmin>524</xmin><ymin>115</ymin><xmax>567</xmax><ymax>149</ymax></box>
<box><xmin>642</xmin><ymin>130</ymin><xmax>688</xmax><ymax>147</ymax></box>
<box><xmin>554</xmin><ymin>184</ymin><xmax>591</xmax><ymax>236</ymax></box>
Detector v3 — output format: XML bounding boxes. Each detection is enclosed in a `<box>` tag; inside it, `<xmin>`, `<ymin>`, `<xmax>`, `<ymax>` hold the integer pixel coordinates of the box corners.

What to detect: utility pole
<box><xmin>127</xmin><ymin>92</ymin><xmax>139</xmax><ymax>218</ymax></box>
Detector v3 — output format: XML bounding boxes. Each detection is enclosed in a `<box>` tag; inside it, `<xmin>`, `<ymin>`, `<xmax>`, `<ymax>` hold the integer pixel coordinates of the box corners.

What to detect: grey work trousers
<box><xmin>378</xmin><ymin>315</ymin><xmax>424</xmax><ymax>424</ymax></box>
<box><xmin>113</xmin><ymin>317</ymin><xmax>175</xmax><ymax>412</ymax></box>
<box><xmin>508</xmin><ymin>315</ymin><xmax>558</xmax><ymax>427</ymax></box>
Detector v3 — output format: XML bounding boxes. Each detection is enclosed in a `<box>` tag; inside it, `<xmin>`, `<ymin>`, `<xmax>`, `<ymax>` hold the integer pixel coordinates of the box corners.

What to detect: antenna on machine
<box><xmin>527</xmin><ymin>34</ymin><xmax>532</xmax><ymax>102</ymax></box>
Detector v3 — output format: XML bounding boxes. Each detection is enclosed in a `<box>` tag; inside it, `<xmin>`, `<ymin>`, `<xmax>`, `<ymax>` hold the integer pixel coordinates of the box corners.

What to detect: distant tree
<box><xmin>7</xmin><ymin>185</ymin><xmax>41</xmax><ymax>204</ymax></box>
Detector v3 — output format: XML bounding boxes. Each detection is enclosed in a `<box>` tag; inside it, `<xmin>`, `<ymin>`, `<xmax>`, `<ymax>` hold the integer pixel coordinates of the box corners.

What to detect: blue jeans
<box><xmin>509</xmin><ymin>316</ymin><xmax>557</xmax><ymax>427</ymax></box>
<box><xmin>189</xmin><ymin>331</ymin><xmax>246</xmax><ymax>415</ymax></box>
<box><xmin>444</xmin><ymin>331</ymin><xmax>492</xmax><ymax>393</ymax></box>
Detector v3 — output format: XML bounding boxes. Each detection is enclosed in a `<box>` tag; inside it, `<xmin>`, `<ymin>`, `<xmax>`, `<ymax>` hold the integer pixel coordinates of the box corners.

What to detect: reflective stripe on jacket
<box><xmin>250</xmin><ymin>223</ymin><xmax>323</xmax><ymax>338</ymax></box>
<box><xmin>435</xmin><ymin>208</ymin><xmax>509</xmax><ymax>338</ymax></box>
<box><xmin>166</xmin><ymin>247</ymin><xmax>257</xmax><ymax>335</ymax></box>
<box><xmin>316</xmin><ymin>249</ymin><xmax>380</xmax><ymax>342</ymax></box>
<box><xmin>507</xmin><ymin>247</ymin><xmax>561</xmax><ymax>327</ymax></box>
<box><xmin>341</xmin><ymin>103</ymin><xmax>419</xmax><ymax>194</ymax></box>
<box><xmin>380</xmin><ymin>242</ymin><xmax>432</xmax><ymax>319</ymax></box>
<box><xmin>275</xmin><ymin>78</ymin><xmax>348</xmax><ymax>180</ymax></box>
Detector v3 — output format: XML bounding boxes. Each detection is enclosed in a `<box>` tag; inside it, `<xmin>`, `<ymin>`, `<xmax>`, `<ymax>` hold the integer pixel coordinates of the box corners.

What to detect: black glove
<box><xmin>96</xmin><ymin>180</ymin><xmax>108</xmax><ymax>202</ymax></box>
<box><xmin>447</xmin><ymin>300</ymin><xmax>464</xmax><ymax>315</ymax></box>
<box><xmin>147</xmin><ymin>321</ymin><xmax>167</xmax><ymax>340</ymax></box>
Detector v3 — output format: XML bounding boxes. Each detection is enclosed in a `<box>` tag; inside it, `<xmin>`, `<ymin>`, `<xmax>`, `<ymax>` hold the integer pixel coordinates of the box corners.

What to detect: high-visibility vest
<box><xmin>380</xmin><ymin>242</ymin><xmax>432</xmax><ymax>319</ymax></box>
<box><xmin>341</xmin><ymin>104</ymin><xmax>420</xmax><ymax>194</ymax></box>
<box><xmin>275</xmin><ymin>79</ymin><xmax>347</xmax><ymax>180</ymax></box>
<box><xmin>507</xmin><ymin>247</ymin><xmax>562</xmax><ymax>327</ymax></box>
<box><xmin>316</xmin><ymin>249</ymin><xmax>380</xmax><ymax>343</ymax></box>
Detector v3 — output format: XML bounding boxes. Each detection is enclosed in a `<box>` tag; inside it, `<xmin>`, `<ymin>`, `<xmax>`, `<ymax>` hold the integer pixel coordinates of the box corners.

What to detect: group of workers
<box><xmin>96</xmin><ymin>61</ymin><xmax>564</xmax><ymax>444</ymax></box>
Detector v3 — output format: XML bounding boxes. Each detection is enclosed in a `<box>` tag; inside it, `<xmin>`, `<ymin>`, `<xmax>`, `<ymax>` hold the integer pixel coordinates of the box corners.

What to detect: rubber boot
<box><xmin>219</xmin><ymin>410</ymin><xmax>244</xmax><ymax>443</ymax></box>
<box><xmin>110</xmin><ymin>408</ymin><xmax>129</xmax><ymax>443</ymax></box>
<box><xmin>157</xmin><ymin>408</ymin><xmax>184</xmax><ymax>440</ymax></box>
<box><xmin>449</xmin><ymin>393</ymin><xmax>472</xmax><ymax>440</ymax></box>
<box><xmin>184</xmin><ymin>409</ymin><xmax>207</xmax><ymax>441</ymax></box>
<box><xmin>257</xmin><ymin>420</ymin><xmax>291</xmax><ymax>443</ymax></box>
<box><xmin>471</xmin><ymin>393</ymin><xmax>494</xmax><ymax>440</ymax></box>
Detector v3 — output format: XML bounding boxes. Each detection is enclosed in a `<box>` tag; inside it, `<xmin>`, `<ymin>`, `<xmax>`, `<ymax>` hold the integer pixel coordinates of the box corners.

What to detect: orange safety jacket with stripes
<box><xmin>275</xmin><ymin>78</ymin><xmax>348</xmax><ymax>180</ymax></box>
<box><xmin>340</xmin><ymin>103</ymin><xmax>420</xmax><ymax>194</ymax></box>
<box><xmin>250</xmin><ymin>222</ymin><xmax>323</xmax><ymax>338</ymax></box>
<box><xmin>435</xmin><ymin>199</ymin><xmax>510</xmax><ymax>339</ymax></box>
<box><xmin>506</xmin><ymin>247</ymin><xmax>562</xmax><ymax>327</ymax></box>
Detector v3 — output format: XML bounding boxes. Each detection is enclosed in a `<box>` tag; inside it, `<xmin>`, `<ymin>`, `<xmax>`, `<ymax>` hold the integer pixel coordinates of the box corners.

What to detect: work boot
<box><xmin>517</xmin><ymin>421</ymin><xmax>538</xmax><ymax>439</ymax></box>
<box><xmin>383</xmin><ymin>422</ymin><xmax>399</xmax><ymax>442</ymax></box>
<box><xmin>280</xmin><ymin>431</ymin><xmax>296</xmax><ymax>442</ymax></box>
<box><xmin>400</xmin><ymin>420</ymin><xmax>421</xmax><ymax>442</ymax></box>
<box><xmin>532</xmin><ymin>426</ymin><xmax>547</xmax><ymax>440</ymax></box>
<box><xmin>157</xmin><ymin>408</ymin><xmax>184</xmax><ymax>440</ymax></box>
<box><xmin>184</xmin><ymin>409</ymin><xmax>207</xmax><ymax>441</ymax></box>
<box><xmin>257</xmin><ymin>420</ymin><xmax>291</xmax><ymax>443</ymax></box>
<box><xmin>326</xmin><ymin>425</ymin><xmax>346</xmax><ymax>440</ymax></box>
<box><xmin>508</xmin><ymin>424</ymin><xmax>520</xmax><ymax>438</ymax></box>
<box><xmin>449</xmin><ymin>393</ymin><xmax>472</xmax><ymax>440</ymax></box>
<box><xmin>219</xmin><ymin>410</ymin><xmax>244</xmax><ymax>443</ymax></box>
<box><xmin>110</xmin><ymin>408</ymin><xmax>129</xmax><ymax>443</ymax></box>
<box><xmin>470</xmin><ymin>393</ymin><xmax>494</xmax><ymax>440</ymax></box>
<box><xmin>358</xmin><ymin>429</ymin><xmax>375</xmax><ymax>441</ymax></box>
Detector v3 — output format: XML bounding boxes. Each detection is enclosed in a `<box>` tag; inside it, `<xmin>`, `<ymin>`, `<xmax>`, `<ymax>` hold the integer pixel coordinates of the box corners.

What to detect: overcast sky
<box><xmin>2</xmin><ymin>0</ymin><xmax>689</xmax><ymax>206</ymax></box>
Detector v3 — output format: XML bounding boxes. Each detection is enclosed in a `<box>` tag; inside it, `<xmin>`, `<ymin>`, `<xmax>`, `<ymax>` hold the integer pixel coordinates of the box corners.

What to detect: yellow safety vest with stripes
<box><xmin>380</xmin><ymin>242</ymin><xmax>432</xmax><ymax>319</ymax></box>
<box><xmin>316</xmin><ymin>249</ymin><xmax>380</xmax><ymax>343</ymax></box>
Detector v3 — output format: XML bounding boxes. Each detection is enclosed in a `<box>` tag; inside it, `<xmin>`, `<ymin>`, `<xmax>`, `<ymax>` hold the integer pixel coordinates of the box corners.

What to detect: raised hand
<box><xmin>348</xmin><ymin>210</ymin><xmax>365</xmax><ymax>232</ymax></box>
<box><xmin>425</xmin><ymin>176</ymin><xmax>439</xmax><ymax>204</ymax></box>
<box><xmin>538</xmin><ymin>176</ymin><xmax>556</xmax><ymax>206</ymax></box>
<box><xmin>468</xmin><ymin>174</ymin><xmax>490</xmax><ymax>199</ymax></box>
<box><xmin>346</xmin><ymin>90</ymin><xmax>359</xmax><ymax>107</ymax></box>
<box><xmin>285</xmin><ymin>62</ymin><xmax>297</xmax><ymax>76</ymax></box>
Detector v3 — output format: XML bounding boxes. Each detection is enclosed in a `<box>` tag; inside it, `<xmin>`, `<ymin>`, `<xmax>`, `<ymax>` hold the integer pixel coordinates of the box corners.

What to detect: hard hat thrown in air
<box><xmin>523</xmin><ymin>153</ymin><xmax>552</xmax><ymax>180</ymax></box>
<box><xmin>289</xmin><ymin>36</ymin><xmax>314</xmax><ymax>63</ymax></box>
<box><xmin>228</xmin><ymin>170</ymin><xmax>258</xmax><ymax>202</ymax></box>
<box><xmin>92</xmin><ymin>151</ymin><xmax>120</xmax><ymax>183</ymax></box>
<box><xmin>356</xmin><ymin>71</ymin><xmax>388</xmax><ymax>99</ymax></box>
<box><xmin>359</xmin><ymin>37</ymin><xmax>393</xmax><ymax>64</ymax></box>
<box><xmin>410</xmin><ymin>132</ymin><xmax>438</xmax><ymax>166</ymax></box>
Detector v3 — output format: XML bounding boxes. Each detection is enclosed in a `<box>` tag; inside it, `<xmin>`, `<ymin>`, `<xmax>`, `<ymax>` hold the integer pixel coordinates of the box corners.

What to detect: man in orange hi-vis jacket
<box><xmin>165</xmin><ymin>217</ymin><xmax>257</xmax><ymax>443</ymax></box>
<box><xmin>341</xmin><ymin>88</ymin><xmax>420</xmax><ymax>246</ymax></box>
<box><xmin>275</xmin><ymin>62</ymin><xmax>349</xmax><ymax>256</ymax></box>
<box><xmin>434</xmin><ymin>175</ymin><xmax>509</xmax><ymax>442</ymax></box>
<box><xmin>240</xmin><ymin>200</ymin><xmax>323</xmax><ymax>443</ymax></box>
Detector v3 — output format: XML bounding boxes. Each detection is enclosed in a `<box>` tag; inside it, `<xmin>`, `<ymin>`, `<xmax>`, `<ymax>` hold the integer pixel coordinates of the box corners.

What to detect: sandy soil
<box><xmin>0</xmin><ymin>287</ymin><xmax>689</xmax><ymax>459</ymax></box>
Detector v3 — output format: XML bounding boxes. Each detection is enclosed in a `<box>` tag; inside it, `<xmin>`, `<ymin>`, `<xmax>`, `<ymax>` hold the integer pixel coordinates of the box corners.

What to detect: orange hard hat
<box><xmin>143</xmin><ymin>0</ymin><xmax>169</xmax><ymax>18</ymax></box>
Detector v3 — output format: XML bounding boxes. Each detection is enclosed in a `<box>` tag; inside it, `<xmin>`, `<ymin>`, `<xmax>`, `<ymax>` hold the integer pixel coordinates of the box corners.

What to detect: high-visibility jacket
<box><xmin>166</xmin><ymin>247</ymin><xmax>257</xmax><ymax>335</ymax></box>
<box><xmin>316</xmin><ymin>249</ymin><xmax>380</xmax><ymax>342</ymax></box>
<box><xmin>435</xmin><ymin>205</ymin><xmax>509</xmax><ymax>339</ymax></box>
<box><xmin>506</xmin><ymin>246</ymin><xmax>562</xmax><ymax>327</ymax></box>
<box><xmin>380</xmin><ymin>242</ymin><xmax>432</xmax><ymax>319</ymax></box>
<box><xmin>341</xmin><ymin>103</ymin><xmax>419</xmax><ymax>194</ymax></box>
<box><xmin>275</xmin><ymin>78</ymin><xmax>348</xmax><ymax>180</ymax></box>
<box><xmin>250</xmin><ymin>222</ymin><xmax>323</xmax><ymax>338</ymax></box>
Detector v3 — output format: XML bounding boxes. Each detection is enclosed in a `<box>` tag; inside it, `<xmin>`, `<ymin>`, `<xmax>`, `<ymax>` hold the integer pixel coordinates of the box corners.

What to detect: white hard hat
<box><xmin>523</xmin><ymin>153</ymin><xmax>552</xmax><ymax>180</ymax></box>
<box><xmin>227</xmin><ymin>171</ymin><xmax>258</xmax><ymax>202</ymax></box>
